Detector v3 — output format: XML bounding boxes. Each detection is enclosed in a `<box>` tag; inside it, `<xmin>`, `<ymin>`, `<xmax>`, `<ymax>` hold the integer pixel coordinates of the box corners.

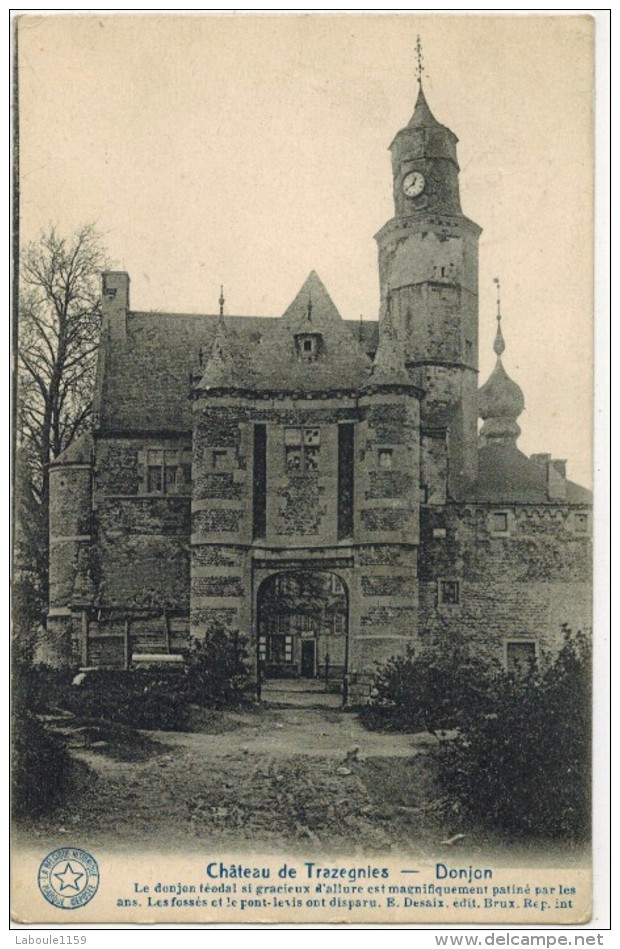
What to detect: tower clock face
<box><xmin>402</xmin><ymin>171</ymin><xmax>426</xmax><ymax>197</ymax></box>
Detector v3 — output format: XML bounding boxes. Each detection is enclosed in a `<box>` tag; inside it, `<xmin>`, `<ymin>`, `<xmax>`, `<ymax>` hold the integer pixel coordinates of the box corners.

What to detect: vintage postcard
<box><xmin>12</xmin><ymin>13</ymin><xmax>597</xmax><ymax>926</ymax></box>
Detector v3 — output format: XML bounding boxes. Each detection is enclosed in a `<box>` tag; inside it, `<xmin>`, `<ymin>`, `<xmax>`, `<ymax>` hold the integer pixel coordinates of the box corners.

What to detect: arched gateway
<box><xmin>256</xmin><ymin>571</ymin><xmax>348</xmax><ymax>682</ymax></box>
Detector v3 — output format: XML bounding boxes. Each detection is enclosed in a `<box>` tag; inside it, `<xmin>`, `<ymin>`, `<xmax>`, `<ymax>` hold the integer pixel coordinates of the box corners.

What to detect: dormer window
<box><xmin>295</xmin><ymin>333</ymin><xmax>323</xmax><ymax>363</ymax></box>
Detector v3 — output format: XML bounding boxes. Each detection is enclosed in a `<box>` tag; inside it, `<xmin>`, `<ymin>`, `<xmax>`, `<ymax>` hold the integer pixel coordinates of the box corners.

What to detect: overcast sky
<box><xmin>18</xmin><ymin>13</ymin><xmax>594</xmax><ymax>488</ymax></box>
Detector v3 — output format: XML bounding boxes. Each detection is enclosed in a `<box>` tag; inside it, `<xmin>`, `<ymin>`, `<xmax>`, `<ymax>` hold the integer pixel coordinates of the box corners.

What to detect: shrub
<box><xmin>361</xmin><ymin>638</ymin><xmax>500</xmax><ymax>733</ymax></box>
<box><xmin>436</xmin><ymin>626</ymin><xmax>592</xmax><ymax>840</ymax></box>
<box><xmin>63</xmin><ymin>629</ymin><xmax>251</xmax><ymax>727</ymax></box>
<box><xmin>64</xmin><ymin>668</ymin><xmax>192</xmax><ymax>731</ymax></box>
<box><xmin>183</xmin><ymin>629</ymin><xmax>251</xmax><ymax>708</ymax></box>
<box><xmin>14</xmin><ymin>663</ymin><xmax>77</xmax><ymax>715</ymax></box>
<box><xmin>11</xmin><ymin>662</ymin><xmax>75</xmax><ymax>820</ymax></box>
<box><xmin>12</xmin><ymin>710</ymin><xmax>72</xmax><ymax>820</ymax></box>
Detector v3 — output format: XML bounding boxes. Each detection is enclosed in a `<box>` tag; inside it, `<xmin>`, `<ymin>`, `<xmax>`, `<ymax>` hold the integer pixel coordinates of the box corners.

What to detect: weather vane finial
<box><xmin>492</xmin><ymin>277</ymin><xmax>506</xmax><ymax>357</ymax></box>
<box><xmin>219</xmin><ymin>285</ymin><xmax>225</xmax><ymax>317</ymax></box>
<box><xmin>415</xmin><ymin>35</ymin><xmax>424</xmax><ymax>86</ymax></box>
<box><xmin>493</xmin><ymin>277</ymin><xmax>502</xmax><ymax>321</ymax></box>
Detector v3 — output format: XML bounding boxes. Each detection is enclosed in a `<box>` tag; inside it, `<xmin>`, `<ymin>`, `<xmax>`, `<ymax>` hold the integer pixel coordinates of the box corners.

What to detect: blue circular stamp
<box><xmin>38</xmin><ymin>847</ymin><xmax>99</xmax><ymax>910</ymax></box>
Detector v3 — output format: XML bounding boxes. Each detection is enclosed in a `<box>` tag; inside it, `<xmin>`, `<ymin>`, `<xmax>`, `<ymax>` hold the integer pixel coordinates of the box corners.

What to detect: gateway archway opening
<box><xmin>256</xmin><ymin>571</ymin><xmax>348</xmax><ymax>683</ymax></box>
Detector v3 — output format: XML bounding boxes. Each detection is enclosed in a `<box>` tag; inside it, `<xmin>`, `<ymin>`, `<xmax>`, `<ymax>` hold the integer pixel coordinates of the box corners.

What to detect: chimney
<box><xmin>102</xmin><ymin>271</ymin><xmax>130</xmax><ymax>344</ymax></box>
<box><xmin>530</xmin><ymin>453</ymin><xmax>567</xmax><ymax>501</ymax></box>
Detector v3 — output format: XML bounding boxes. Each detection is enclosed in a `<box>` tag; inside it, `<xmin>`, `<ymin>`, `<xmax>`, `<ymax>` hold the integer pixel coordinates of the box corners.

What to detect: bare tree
<box><xmin>15</xmin><ymin>224</ymin><xmax>108</xmax><ymax>634</ymax></box>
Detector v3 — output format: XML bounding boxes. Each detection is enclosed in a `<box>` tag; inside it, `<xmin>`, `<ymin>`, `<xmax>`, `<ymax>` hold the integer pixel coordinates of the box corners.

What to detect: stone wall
<box><xmin>190</xmin><ymin>390</ymin><xmax>424</xmax><ymax>676</ymax></box>
<box><xmin>95</xmin><ymin>497</ymin><xmax>191</xmax><ymax>610</ymax></box>
<box><xmin>84</xmin><ymin>435</ymin><xmax>192</xmax><ymax>664</ymax></box>
<box><xmin>418</xmin><ymin>503</ymin><xmax>593</xmax><ymax>664</ymax></box>
<box><xmin>375</xmin><ymin>215</ymin><xmax>480</xmax><ymax>492</ymax></box>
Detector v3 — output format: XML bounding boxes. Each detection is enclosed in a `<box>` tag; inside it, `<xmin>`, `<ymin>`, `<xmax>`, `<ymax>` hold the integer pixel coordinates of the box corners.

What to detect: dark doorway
<box><xmin>301</xmin><ymin>640</ymin><xmax>316</xmax><ymax>678</ymax></box>
<box><xmin>256</xmin><ymin>570</ymin><xmax>348</xmax><ymax>679</ymax></box>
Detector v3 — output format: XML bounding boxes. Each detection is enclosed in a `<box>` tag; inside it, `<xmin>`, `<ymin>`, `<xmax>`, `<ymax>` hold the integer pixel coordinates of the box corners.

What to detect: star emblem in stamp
<box><xmin>38</xmin><ymin>848</ymin><xmax>99</xmax><ymax>910</ymax></box>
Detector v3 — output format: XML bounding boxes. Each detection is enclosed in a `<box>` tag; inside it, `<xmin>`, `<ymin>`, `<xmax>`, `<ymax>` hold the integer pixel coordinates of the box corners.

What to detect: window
<box><xmin>148</xmin><ymin>464</ymin><xmax>162</xmax><ymax>493</ymax></box>
<box><xmin>506</xmin><ymin>641</ymin><xmax>537</xmax><ymax>677</ymax></box>
<box><xmin>378</xmin><ymin>448</ymin><xmax>393</xmax><ymax>469</ymax></box>
<box><xmin>490</xmin><ymin>511</ymin><xmax>509</xmax><ymax>534</ymax></box>
<box><xmin>253</xmin><ymin>425</ymin><xmax>267</xmax><ymax>539</ymax></box>
<box><xmin>258</xmin><ymin>635</ymin><xmax>267</xmax><ymax>662</ymax></box>
<box><xmin>295</xmin><ymin>333</ymin><xmax>323</xmax><ymax>362</ymax></box>
<box><xmin>420</xmin><ymin>484</ymin><xmax>429</xmax><ymax>504</ymax></box>
<box><xmin>269</xmin><ymin>634</ymin><xmax>294</xmax><ymax>664</ymax></box>
<box><xmin>338</xmin><ymin>424</ymin><xmax>354</xmax><ymax>538</ymax></box>
<box><xmin>432</xmin><ymin>527</ymin><xmax>447</xmax><ymax>539</ymax></box>
<box><xmin>439</xmin><ymin>580</ymin><xmax>460</xmax><ymax>605</ymax></box>
<box><xmin>573</xmin><ymin>513</ymin><xmax>589</xmax><ymax>534</ymax></box>
<box><xmin>212</xmin><ymin>449</ymin><xmax>228</xmax><ymax>470</ymax></box>
<box><xmin>145</xmin><ymin>448</ymin><xmax>191</xmax><ymax>495</ymax></box>
<box><xmin>285</xmin><ymin>427</ymin><xmax>321</xmax><ymax>472</ymax></box>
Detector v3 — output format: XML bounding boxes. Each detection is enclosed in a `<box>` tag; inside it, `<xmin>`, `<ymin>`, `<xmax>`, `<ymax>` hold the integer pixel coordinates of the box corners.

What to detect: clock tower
<box><xmin>375</xmin><ymin>79</ymin><xmax>481</xmax><ymax>496</ymax></box>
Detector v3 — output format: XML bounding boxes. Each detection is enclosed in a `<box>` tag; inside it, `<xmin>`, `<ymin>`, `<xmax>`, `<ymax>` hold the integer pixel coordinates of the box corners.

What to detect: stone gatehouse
<box><xmin>46</xmin><ymin>78</ymin><xmax>592</xmax><ymax>701</ymax></box>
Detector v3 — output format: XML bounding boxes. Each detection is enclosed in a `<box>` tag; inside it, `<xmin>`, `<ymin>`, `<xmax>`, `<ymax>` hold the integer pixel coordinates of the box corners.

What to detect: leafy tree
<box><xmin>14</xmin><ymin>224</ymin><xmax>108</xmax><ymax>651</ymax></box>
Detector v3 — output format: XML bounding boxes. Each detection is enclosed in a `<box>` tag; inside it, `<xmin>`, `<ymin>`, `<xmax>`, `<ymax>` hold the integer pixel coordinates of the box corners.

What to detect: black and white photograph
<box><xmin>11</xmin><ymin>12</ymin><xmax>599</xmax><ymax>926</ymax></box>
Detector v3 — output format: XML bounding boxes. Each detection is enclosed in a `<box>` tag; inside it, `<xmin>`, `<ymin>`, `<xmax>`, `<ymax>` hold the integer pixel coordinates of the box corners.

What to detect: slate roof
<box><xmin>196</xmin><ymin>271</ymin><xmax>374</xmax><ymax>394</ymax></box>
<box><xmin>50</xmin><ymin>431</ymin><xmax>93</xmax><ymax>466</ymax></box>
<box><xmin>473</xmin><ymin>443</ymin><xmax>591</xmax><ymax>505</ymax></box>
<box><xmin>405</xmin><ymin>84</ymin><xmax>444</xmax><ymax>130</ymax></box>
<box><xmin>96</xmin><ymin>272</ymin><xmax>379</xmax><ymax>432</ymax></box>
<box><xmin>478</xmin><ymin>358</ymin><xmax>525</xmax><ymax>422</ymax></box>
<box><xmin>390</xmin><ymin>83</ymin><xmax>459</xmax><ymax>153</ymax></box>
<box><xmin>92</xmin><ymin>269</ymin><xmax>591</xmax><ymax>506</ymax></box>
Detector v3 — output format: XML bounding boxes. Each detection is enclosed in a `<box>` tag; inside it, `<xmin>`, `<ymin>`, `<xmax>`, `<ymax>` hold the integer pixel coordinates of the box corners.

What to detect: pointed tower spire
<box><xmin>478</xmin><ymin>281</ymin><xmax>525</xmax><ymax>446</ymax></box>
<box><xmin>369</xmin><ymin>295</ymin><xmax>411</xmax><ymax>387</ymax></box>
<box><xmin>407</xmin><ymin>82</ymin><xmax>441</xmax><ymax>130</ymax></box>
<box><xmin>197</xmin><ymin>317</ymin><xmax>236</xmax><ymax>390</ymax></box>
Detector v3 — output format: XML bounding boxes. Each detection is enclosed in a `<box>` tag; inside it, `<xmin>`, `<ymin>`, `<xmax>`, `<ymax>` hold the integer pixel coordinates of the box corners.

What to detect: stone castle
<box><xmin>46</xmin><ymin>78</ymin><xmax>592</xmax><ymax>700</ymax></box>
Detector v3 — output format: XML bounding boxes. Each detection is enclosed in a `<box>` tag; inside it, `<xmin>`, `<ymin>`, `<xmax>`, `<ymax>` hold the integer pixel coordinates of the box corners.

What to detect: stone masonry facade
<box><xmin>45</xmin><ymin>79</ymin><xmax>592</xmax><ymax>702</ymax></box>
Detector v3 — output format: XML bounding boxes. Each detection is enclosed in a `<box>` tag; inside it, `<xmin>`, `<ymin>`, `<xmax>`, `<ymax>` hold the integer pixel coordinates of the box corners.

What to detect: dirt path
<box><xmin>18</xmin><ymin>705</ymin><xmax>450</xmax><ymax>856</ymax></box>
<box><xmin>17</xmin><ymin>705</ymin><xmax>584</xmax><ymax>864</ymax></box>
<box><xmin>152</xmin><ymin>706</ymin><xmax>439</xmax><ymax>759</ymax></box>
